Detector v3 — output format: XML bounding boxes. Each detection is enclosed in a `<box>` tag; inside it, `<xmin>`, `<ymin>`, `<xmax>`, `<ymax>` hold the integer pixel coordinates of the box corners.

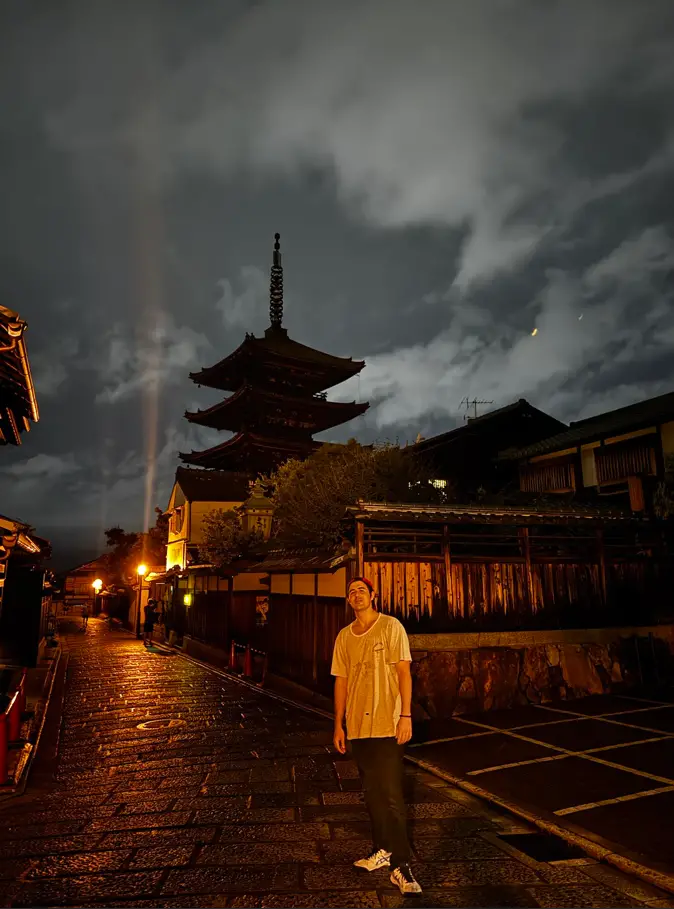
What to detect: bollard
<box><xmin>7</xmin><ymin>691</ymin><xmax>21</xmax><ymax>742</ymax></box>
<box><xmin>229</xmin><ymin>640</ymin><xmax>237</xmax><ymax>672</ymax></box>
<box><xmin>243</xmin><ymin>644</ymin><xmax>253</xmax><ymax>679</ymax></box>
<box><xmin>0</xmin><ymin>713</ymin><xmax>8</xmax><ymax>785</ymax></box>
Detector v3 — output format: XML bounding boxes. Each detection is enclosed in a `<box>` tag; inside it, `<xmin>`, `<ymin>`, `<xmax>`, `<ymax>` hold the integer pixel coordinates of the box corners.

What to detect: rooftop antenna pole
<box><xmin>459</xmin><ymin>397</ymin><xmax>493</xmax><ymax>421</ymax></box>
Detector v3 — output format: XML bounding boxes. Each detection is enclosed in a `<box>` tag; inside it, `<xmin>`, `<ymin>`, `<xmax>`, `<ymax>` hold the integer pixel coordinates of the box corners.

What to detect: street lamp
<box><xmin>135</xmin><ymin>564</ymin><xmax>147</xmax><ymax>638</ymax></box>
<box><xmin>92</xmin><ymin>578</ymin><xmax>103</xmax><ymax>615</ymax></box>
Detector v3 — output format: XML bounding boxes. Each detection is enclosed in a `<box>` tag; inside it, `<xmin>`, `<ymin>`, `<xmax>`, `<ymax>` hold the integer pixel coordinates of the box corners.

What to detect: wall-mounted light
<box><xmin>183</xmin><ymin>593</ymin><xmax>192</xmax><ymax>606</ymax></box>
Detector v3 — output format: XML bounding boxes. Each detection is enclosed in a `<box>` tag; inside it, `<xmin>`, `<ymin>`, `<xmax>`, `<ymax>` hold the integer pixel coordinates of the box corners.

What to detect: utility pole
<box><xmin>460</xmin><ymin>397</ymin><xmax>493</xmax><ymax>421</ymax></box>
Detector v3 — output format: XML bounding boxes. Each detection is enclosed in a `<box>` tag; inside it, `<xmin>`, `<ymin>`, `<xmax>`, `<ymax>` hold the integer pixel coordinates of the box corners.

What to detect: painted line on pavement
<box><xmin>554</xmin><ymin>785</ymin><xmax>674</xmax><ymax>817</ymax></box>
<box><xmin>466</xmin><ymin>735</ymin><xmax>672</xmax><ymax>777</ymax></box>
<box><xmin>444</xmin><ymin>715</ymin><xmax>674</xmax><ymax>787</ymax></box>
<box><xmin>528</xmin><ymin>702</ymin><xmax>674</xmax><ymax>737</ymax></box>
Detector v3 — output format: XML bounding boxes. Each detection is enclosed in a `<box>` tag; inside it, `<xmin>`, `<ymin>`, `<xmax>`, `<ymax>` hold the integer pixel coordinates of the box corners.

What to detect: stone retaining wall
<box><xmin>409</xmin><ymin>625</ymin><xmax>674</xmax><ymax>718</ymax></box>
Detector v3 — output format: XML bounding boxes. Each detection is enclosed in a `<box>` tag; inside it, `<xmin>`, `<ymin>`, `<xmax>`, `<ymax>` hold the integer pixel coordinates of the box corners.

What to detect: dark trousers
<box><xmin>350</xmin><ymin>736</ymin><xmax>411</xmax><ymax>869</ymax></box>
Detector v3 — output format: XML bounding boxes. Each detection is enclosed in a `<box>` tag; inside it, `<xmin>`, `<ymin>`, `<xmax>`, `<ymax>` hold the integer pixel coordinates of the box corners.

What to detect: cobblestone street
<box><xmin>0</xmin><ymin>618</ymin><xmax>671</xmax><ymax>908</ymax></box>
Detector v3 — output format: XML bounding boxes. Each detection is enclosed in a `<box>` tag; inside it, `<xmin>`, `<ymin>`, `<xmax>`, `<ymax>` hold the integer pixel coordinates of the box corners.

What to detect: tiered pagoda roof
<box><xmin>180</xmin><ymin>233</ymin><xmax>368</xmax><ymax>475</ymax></box>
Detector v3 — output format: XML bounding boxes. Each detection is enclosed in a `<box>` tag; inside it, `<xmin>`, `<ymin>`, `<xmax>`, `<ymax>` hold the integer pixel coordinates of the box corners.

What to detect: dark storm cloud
<box><xmin>1</xmin><ymin>0</ymin><xmax>673</xmax><ymax>565</ymax></box>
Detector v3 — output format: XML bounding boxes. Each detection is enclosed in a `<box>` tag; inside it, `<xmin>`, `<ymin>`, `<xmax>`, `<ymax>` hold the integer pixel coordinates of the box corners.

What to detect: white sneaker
<box><xmin>390</xmin><ymin>864</ymin><xmax>422</xmax><ymax>894</ymax></box>
<box><xmin>353</xmin><ymin>848</ymin><xmax>391</xmax><ymax>871</ymax></box>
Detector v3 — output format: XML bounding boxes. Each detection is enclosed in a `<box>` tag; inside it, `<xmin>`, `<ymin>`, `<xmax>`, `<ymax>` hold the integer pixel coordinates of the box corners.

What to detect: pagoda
<box><xmin>180</xmin><ymin>233</ymin><xmax>369</xmax><ymax>476</ymax></box>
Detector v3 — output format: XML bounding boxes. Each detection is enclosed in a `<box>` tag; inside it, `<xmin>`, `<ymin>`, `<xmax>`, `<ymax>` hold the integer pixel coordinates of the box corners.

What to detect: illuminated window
<box><xmin>431</xmin><ymin>479</ymin><xmax>447</xmax><ymax>489</ymax></box>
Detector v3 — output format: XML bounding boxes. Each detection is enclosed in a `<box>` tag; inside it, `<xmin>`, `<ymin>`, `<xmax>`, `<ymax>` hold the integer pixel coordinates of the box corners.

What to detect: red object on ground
<box><xmin>18</xmin><ymin>670</ymin><xmax>26</xmax><ymax>716</ymax></box>
<box><xmin>6</xmin><ymin>690</ymin><xmax>21</xmax><ymax>742</ymax></box>
<box><xmin>229</xmin><ymin>640</ymin><xmax>237</xmax><ymax>671</ymax></box>
<box><xmin>0</xmin><ymin>714</ymin><xmax>7</xmax><ymax>785</ymax></box>
<box><xmin>243</xmin><ymin>644</ymin><xmax>253</xmax><ymax>678</ymax></box>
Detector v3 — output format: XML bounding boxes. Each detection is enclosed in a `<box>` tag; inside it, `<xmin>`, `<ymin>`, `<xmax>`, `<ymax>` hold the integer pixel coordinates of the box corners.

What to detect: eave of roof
<box><xmin>345</xmin><ymin>500</ymin><xmax>633</xmax><ymax>524</ymax></box>
<box><xmin>499</xmin><ymin>389</ymin><xmax>674</xmax><ymax>460</ymax></box>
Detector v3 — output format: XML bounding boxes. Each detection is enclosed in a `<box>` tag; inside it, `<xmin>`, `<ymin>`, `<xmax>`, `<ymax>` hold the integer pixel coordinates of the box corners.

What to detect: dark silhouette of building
<box><xmin>180</xmin><ymin>233</ymin><xmax>368</xmax><ymax>476</ymax></box>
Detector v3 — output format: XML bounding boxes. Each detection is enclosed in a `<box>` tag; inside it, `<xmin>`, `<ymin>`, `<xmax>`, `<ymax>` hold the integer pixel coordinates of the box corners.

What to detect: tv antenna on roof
<box><xmin>460</xmin><ymin>397</ymin><xmax>493</xmax><ymax>421</ymax></box>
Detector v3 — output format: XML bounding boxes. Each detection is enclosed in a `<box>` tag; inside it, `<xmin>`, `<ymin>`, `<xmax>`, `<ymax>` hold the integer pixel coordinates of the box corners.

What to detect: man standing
<box><xmin>331</xmin><ymin>576</ymin><xmax>422</xmax><ymax>896</ymax></box>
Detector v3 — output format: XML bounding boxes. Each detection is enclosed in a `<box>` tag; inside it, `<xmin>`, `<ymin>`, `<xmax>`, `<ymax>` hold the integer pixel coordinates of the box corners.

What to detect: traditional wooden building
<box><xmin>499</xmin><ymin>390</ymin><xmax>674</xmax><ymax>513</ymax></box>
<box><xmin>0</xmin><ymin>305</ymin><xmax>39</xmax><ymax>446</ymax></box>
<box><xmin>63</xmin><ymin>555</ymin><xmax>110</xmax><ymax>610</ymax></box>
<box><xmin>180</xmin><ymin>233</ymin><xmax>369</xmax><ymax>476</ymax></box>
<box><xmin>410</xmin><ymin>399</ymin><xmax>565</xmax><ymax>499</ymax></box>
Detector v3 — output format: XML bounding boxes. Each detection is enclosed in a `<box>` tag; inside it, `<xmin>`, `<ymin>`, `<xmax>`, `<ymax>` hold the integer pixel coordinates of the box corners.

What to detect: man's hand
<box><xmin>396</xmin><ymin>716</ymin><xmax>412</xmax><ymax>745</ymax></box>
<box><xmin>333</xmin><ymin>724</ymin><xmax>347</xmax><ymax>754</ymax></box>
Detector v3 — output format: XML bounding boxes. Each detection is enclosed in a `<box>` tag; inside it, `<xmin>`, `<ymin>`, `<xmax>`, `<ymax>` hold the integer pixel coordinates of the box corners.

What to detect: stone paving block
<box><xmin>22</xmin><ymin>848</ymin><xmax>132</xmax><ymax>878</ymax></box>
<box><xmin>114</xmin><ymin>798</ymin><xmax>178</xmax><ymax>815</ymax></box>
<box><xmin>413</xmin><ymin>835</ymin><xmax>516</xmax><ymax>862</ymax></box>
<box><xmin>0</xmin><ymin>834</ymin><xmax>102</xmax><ymax>858</ymax></box>
<box><xmin>412</xmin><ymin>860</ymin><xmax>543</xmax><ymax>888</ymax></box>
<box><xmin>198</xmin><ymin>841</ymin><xmax>321</xmax><ymax>864</ymax></box>
<box><xmin>320</xmin><ymin>839</ymin><xmax>373</xmax><ymax>864</ymax></box>
<box><xmin>10</xmin><ymin>870</ymin><xmax>164</xmax><ymax>906</ymax></box>
<box><xmin>84</xmin><ymin>810</ymin><xmax>193</xmax><ymax>832</ymax></box>
<box><xmin>580</xmin><ymin>862</ymin><xmax>674</xmax><ymax>903</ymax></box>
<box><xmin>249</xmin><ymin>763</ymin><xmax>289</xmax><ymax>782</ymax></box>
<box><xmin>299</xmin><ymin>805</ymin><xmax>371</xmax><ymax>823</ymax></box>
<box><xmin>525</xmin><ymin>884</ymin><xmax>642</xmax><ymax>907</ymax></box>
<box><xmin>129</xmin><ymin>844</ymin><xmax>195</xmax><ymax>869</ymax></box>
<box><xmin>99</xmin><ymin>826</ymin><xmax>219</xmax><ymax>850</ymax></box>
<box><xmin>322</xmin><ymin>791</ymin><xmax>365</xmax><ymax>805</ymax></box>
<box><xmin>192</xmin><ymin>806</ymin><xmax>296</xmax><ymax>825</ymax></box>
<box><xmin>407</xmin><ymin>801</ymin><xmax>473</xmax><ymax>818</ymax></box>
<box><xmin>380</xmin><ymin>885</ymin><xmax>540</xmax><ymax>907</ymax></box>
<box><xmin>161</xmin><ymin>862</ymin><xmax>300</xmax><ymax>895</ymax></box>
<box><xmin>172</xmin><ymin>795</ymin><xmax>250</xmax><ymax>811</ymax></box>
<box><xmin>215</xmin><ymin>822</ymin><xmax>330</xmax><ymax>842</ymax></box>
<box><xmin>229</xmin><ymin>891</ymin><xmax>381</xmax><ymax>908</ymax></box>
<box><xmin>1</xmin><ymin>819</ymin><xmax>85</xmax><ymax>840</ymax></box>
<box><xmin>304</xmin><ymin>863</ymin><xmax>392</xmax><ymax>890</ymax></box>
<box><xmin>334</xmin><ymin>759</ymin><xmax>361</xmax><ymax>780</ymax></box>
<box><xmin>202</xmin><ymin>769</ymin><xmax>252</xmax><ymax>784</ymax></box>
<box><xmin>0</xmin><ymin>857</ymin><xmax>34</xmax><ymax>880</ymax></box>
<box><xmin>249</xmin><ymin>792</ymin><xmax>320</xmax><ymax>808</ymax></box>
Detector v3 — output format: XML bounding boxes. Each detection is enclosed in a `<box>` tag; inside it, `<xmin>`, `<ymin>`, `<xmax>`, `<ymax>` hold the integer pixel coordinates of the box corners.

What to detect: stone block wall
<box><xmin>409</xmin><ymin>625</ymin><xmax>674</xmax><ymax>718</ymax></box>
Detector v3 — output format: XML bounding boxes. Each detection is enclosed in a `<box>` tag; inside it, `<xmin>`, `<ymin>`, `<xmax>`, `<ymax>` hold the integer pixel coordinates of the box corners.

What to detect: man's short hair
<box><xmin>347</xmin><ymin>576</ymin><xmax>375</xmax><ymax>595</ymax></box>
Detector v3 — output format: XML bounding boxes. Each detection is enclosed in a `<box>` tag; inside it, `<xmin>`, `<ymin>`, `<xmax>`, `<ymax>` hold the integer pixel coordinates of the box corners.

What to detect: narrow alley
<box><xmin>0</xmin><ymin>619</ymin><xmax>670</xmax><ymax>908</ymax></box>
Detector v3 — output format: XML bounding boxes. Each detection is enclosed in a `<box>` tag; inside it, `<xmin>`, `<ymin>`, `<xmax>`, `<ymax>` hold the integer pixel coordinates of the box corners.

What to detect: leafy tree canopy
<box><xmin>261</xmin><ymin>439</ymin><xmax>449</xmax><ymax>549</ymax></box>
<box><xmin>103</xmin><ymin>507</ymin><xmax>168</xmax><ymax>586</ymax></box>
<box><xmin>198</xmin><ymin>509</ymin><xmax>263</xmax><ymax>570</ymax></box>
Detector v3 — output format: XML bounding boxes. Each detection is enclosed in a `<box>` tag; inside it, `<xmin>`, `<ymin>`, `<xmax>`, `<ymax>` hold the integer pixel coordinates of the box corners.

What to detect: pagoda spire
<box><xmin>269</xmin><ymin>232</ymin><xmax>284</xmax><ymax>329</ymax></box>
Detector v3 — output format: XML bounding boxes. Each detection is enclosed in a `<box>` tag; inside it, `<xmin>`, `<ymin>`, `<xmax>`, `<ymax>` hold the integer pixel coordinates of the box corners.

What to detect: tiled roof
<box><xmin>0</xmin><ymin>305</ymin><xmax>39</xmax><ymax>445</ymax></box>
<box><xmin>499</xmin><ymin>389</ymin><xmax>674</xmax><ymax>460</ymax></box>
<box><xmin>248</xmin><ymin>548</ymin><xmax>349</xmax><ymax>573</ymax></box>
<box><xmin>346</xmin><ymin>501</ymin><xmax>632</xmax><ymax>524</ymax></box>
<box><xmin>175</xmin><ymin>466</ymin><xmax>251</xmax><ymax>502</ymax></box>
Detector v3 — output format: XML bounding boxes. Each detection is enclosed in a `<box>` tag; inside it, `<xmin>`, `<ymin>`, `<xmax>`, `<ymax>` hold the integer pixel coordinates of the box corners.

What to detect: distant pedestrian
<box><xmin>331</xmin><ymin>576</ymin><xmax>421</xmax><ymax>895</ymax></box>
<box><xmin>81</xmin><ymin>604</ymin><xmax>89</xmax><ymax>631</ymax></box>
<box><xmin>143</xmin><ymin>599</ymin><xmax>157</xmax><ymax>647</ymax></box>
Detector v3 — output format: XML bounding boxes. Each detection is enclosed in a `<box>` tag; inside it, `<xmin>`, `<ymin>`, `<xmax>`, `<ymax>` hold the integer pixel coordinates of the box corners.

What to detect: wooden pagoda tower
<box><xmin>180</xmin><ymin>233</ymin><xmax>369</xmax><ymax>476</ymax></box>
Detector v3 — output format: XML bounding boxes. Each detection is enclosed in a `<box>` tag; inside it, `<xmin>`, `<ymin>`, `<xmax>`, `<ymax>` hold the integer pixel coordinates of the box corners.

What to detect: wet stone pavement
<box><xmin>0</xmin><ymin>619</ymin><xmax>671</xmax><ymax>908</ymax></box>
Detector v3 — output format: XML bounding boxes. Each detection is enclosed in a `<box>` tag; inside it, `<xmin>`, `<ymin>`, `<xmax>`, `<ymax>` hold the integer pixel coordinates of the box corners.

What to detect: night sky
<box><xmin>1</xmin><ymin>0</ymin><xmax>673</xmax><ymax>568</ymax></box>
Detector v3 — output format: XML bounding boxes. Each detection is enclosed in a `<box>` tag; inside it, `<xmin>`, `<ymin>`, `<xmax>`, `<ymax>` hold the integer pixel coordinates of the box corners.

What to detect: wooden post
<box><xmin>442</xmin><ymin>525</ymin><xmax>452</xmax><ymax>619</ymax></box>
<box><xmin>596</xmin><ymin>526</ymin><xmax>607</xmax><ymax>606</ymax></box>
<box><xmin>312</xmin><ymin>573</ymin><xmax>319</xmax><ymax>685</ymax></box>
<box><xmin>355</xmin><ymin>520</ymin><xmax>364</xmax><ymax>577</ymax></box>
<box><xmin>520</xmin><ymin>527</ymin><xmax>536</xmax><ymax>614</ymax></box>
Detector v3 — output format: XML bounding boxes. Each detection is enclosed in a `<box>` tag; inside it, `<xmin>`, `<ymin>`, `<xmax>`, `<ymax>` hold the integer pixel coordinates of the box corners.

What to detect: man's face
<box><xmin>348</xmin><ymin>581</ymin><xmax>373</xmax><ymax>613</ymax></box>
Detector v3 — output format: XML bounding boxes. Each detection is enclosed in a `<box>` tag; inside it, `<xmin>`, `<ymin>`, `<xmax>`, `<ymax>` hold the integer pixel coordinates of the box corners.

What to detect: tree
<box><xmin>103</xmin><ymin>508</ymin><xmax>168</xmax><ymax>585</ymax></box>
<box><xmin>261</xmin><ymin>439</ymin><xmax>449</xmax><ymax>548</ymax></box>
<box><xmin>198</xmin><ymin>509</ymin><xmax>263</xmax><ymax>569</ymax></box>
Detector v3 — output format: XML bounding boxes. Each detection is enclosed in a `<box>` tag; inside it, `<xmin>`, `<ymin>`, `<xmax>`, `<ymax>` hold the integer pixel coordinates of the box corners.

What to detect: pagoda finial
<box><xmin>269</xmin><ymin>232</ymin><xmax>284</xmax><ymax>329</ymax></box>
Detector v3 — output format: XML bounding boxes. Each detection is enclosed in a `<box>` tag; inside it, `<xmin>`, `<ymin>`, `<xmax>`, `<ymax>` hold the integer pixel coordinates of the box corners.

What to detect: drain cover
<box><xmin>136</xmin><ymin>718</ymin><xmax>186</xmax><ymax>730</ymax></box>
<box><xmin>498</xmin><ymin>833</ymin><xmax>587</xmax><ymax>863</ymax></box>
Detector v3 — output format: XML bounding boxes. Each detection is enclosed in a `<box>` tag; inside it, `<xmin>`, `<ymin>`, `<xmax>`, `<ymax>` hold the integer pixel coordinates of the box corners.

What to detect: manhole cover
<box><xmin>497</xmin><ymin>833</ymin><xmax>587</xmax><ymax>863</ymax></box>
<box><xmin>136</xmin><ymin>718</ymin><xmax>186</xmax><ymax>730</ymax></box>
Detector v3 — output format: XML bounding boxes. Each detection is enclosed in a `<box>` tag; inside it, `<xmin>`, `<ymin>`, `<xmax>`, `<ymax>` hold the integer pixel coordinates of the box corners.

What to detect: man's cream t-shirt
<box><xmin>331</xmin><ymin>613</ymin><xmax>412</xmax><ymax>740</ymax></box>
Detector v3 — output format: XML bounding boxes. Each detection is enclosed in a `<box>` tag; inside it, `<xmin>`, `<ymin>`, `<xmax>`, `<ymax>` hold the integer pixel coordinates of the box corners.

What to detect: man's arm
<box><xmin>333</xmin><ymin>676</ymin><xmax>348</xmax><ymax>754</ymax></box>
<box><xmin>395</xmin><ymin>661</ymin><xmax>413</xmax><ymax>745</ymax></box>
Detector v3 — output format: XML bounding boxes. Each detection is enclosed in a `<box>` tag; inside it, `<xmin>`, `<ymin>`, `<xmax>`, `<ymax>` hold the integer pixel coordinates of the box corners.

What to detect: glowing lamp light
<box><xmin>531</xmin><ymin>328</ymin><xmax>538</xmax><ymax>337</ymax></box>
<box><xmin>92</xmin><ymin>578</ymin><xmax>103</xmax><ymax>592</ymax></box>
<box><xmin>183</xmin><ymin>593</ymin><xmax>192</xmax><ymax>606</ymax></box>
<box><xmin>137</xmin><ymin>564</ymin><xmax>148</xmax><ymax>576</ymax></box>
